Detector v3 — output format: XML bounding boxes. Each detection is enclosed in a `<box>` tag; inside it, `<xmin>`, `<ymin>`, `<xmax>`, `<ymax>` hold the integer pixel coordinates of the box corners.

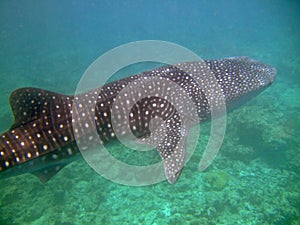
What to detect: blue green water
<box><xmin>0</xmin><ymin>0</ymin><xmax>299</xmax><ymax>224</ymax></box>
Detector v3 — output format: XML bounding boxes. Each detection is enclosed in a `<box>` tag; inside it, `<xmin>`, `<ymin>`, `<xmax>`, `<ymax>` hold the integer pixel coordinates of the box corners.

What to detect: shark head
<box><xmin>206</xmin><ymin>56</ymin><xmax>276</xmax><ymax>110</ymax></box>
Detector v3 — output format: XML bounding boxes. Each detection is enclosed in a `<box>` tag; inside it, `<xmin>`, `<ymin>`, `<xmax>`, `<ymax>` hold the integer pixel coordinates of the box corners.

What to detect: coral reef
<box><xmin>203</xmin><ymin>170</ymin><xmax>230</xmax><ymax>191</ymax></box>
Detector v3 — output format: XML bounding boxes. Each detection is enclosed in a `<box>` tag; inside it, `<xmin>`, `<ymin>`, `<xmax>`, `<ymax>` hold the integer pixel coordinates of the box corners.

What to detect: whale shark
<box><xmin>0</xmin><ymin>57</ymin><xmax>276</xmax><ymax>183</ymax></box>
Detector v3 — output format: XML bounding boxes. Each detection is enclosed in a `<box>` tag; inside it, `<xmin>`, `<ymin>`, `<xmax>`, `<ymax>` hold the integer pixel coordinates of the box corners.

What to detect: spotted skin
<box><xmin>0</xmin><ymin>57</ymin><xmax>276</xmax><ymax>183</ymax></box>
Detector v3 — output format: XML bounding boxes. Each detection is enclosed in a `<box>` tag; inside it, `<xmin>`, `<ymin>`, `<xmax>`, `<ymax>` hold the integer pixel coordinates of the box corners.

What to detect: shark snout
<box><xmin>267</xmin><ymin>66</ymin><xmax>277</xmax><ymax>84</ymax></box>
<box><xmin>260</xmin><ymin>65</ymin><xmax>276</xmax><ymax>86</ymax></box>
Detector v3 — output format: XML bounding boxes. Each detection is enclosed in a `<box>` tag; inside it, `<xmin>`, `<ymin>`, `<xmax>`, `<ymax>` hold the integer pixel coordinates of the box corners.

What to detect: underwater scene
<box><xmin>0</xmin><ymin>0</ymin><xmax>299</xmax><ymax>224</ymax></box>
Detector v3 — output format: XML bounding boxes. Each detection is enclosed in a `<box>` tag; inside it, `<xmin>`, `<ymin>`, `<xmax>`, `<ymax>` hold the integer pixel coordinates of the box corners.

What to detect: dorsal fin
<box><xmin>9</xmin><ymin>87</ymin><xmax>71</xmax><ymax>129</ymax></box>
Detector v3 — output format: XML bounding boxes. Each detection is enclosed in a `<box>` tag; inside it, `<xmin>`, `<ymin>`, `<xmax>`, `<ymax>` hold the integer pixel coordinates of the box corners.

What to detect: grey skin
<box><xmin>0</xmin><ymin>57</ymin><xmax>276</xmax><ymax>183</ymax></box>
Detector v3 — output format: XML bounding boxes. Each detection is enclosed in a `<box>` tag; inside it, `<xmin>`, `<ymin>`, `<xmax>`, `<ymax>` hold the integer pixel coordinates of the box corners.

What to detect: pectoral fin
<box><xmin>140</xmin><ymin>113</ymin><xmax>189</xmax><ymax>184</ymax></box>
<box><xmin>31</xmin><ymin>164</ymin><xmax>67</xmax><ymax>183</ymax></box>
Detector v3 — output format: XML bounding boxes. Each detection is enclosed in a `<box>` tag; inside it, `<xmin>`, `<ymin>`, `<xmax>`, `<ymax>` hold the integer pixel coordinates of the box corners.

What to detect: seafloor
<box><xmin>0</xmin><ymin>54</ymin><xmax>299</xmax><ymax>225</ymax></box>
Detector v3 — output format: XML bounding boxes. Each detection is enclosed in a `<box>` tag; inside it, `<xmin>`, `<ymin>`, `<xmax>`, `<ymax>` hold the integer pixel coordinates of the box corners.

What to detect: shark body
<box><xmin>0</xmin><ymin>57</ymin><xmax>276</xmax><ymax>183</ymax></box>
